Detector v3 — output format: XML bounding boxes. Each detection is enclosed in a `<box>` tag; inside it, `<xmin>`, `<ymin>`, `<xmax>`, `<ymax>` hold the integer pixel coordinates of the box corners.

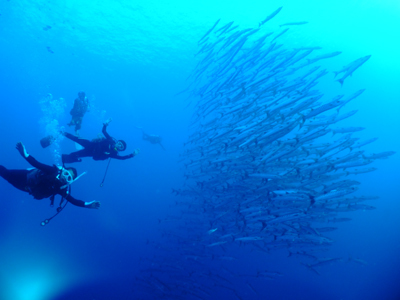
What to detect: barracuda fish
<box><xmin>328</xmin><ymin>217</ymin><xmax>352</xmax><ymax>223</ymax></box>
<box><xmin>332</xmin><ymin>126</ymin><xmax>365</xmax><ymax>135</ymax></box>
<box><xmin>309</xmin><ymin>257</ymin><xmax>343</xmax><ymax>267</ymax></box>
<box><xmin>215</xmin><ymin>21</ymin><xmax>234</xmax><ymax>36</ymax></box>
<box><xmin>207</xmin><ymin>241</ymin><xmax>228</xmax><ymax>247</ymax></box>
<box><xmin>350</xmin><ymin>137</ymin><xmax>378</xmax><ymax>151</ymax></box>
<box><xmin>315</xmin><ymin>187</ymin><xmax>358</xmax><ymax>202</ymax></box>
<box><xmin>279</xmin><ymin>21</ymin><xmax>309</xmax><ymax>27</ymax></box>
<box><xmin>335</xmin><ymin>55</ymin><xmax>371</xmax><ymax>86</ymax></box>
<box><xmin>363</xmin><ymin>151</ymin><xmax>396</xmax><ymax>160</ymax></box>
<box><xmin>271</xmin><ymin>28</ymin><xmax>289</xmax><ymax>43</ymax></box>
<box><xmin>198</xmin><ymin>18</ymin><xmax>221</xmax><ymax>44</ymax></box>
<box><xmin>257</xmin><ymin>270</ymin><xmax>284</xmax><ymax>278</ymax></box>
<box><xmin>301</xmin><ymin>262</ymin><xmax>320</xmax><ymax>275</ymax></box>
<box><xmin>235</xmin><ymin>236</ymin><xmax>264</xmax><ymax>242</ymax></box>
<box><xmin>315</xmin><ymin>227</ymin><xmax>338</xmax><ymax>232</ymax></box>
<box><xmin>335</xmin><ymin>159</ymin><xmax>373</xmax><ymax>169</ymax></box>
<box><xmin>246</xmin><ymin>281</ymin><xmax>259</xmax><ymax>295</ymax></box>
<box><xmin>304</xmin><ymin>94</ymin><xmax>344</xmax><ymax>120</ymax></box>
<box><xmin>306</xmin><ymin>51</ymin><xmax>342</xmax><ymax>65</ymax></box>
<box><xmin>345</xmin><ymin>167</ymin><xmax>377</xmax><ymax>175</ymax></box>
<box><xmin>248</xmin><ymin>173</ymin><xmax>282</xmax><ymax>179</ymax></box>
<box><xmin>259</xmin><ymin>6</ymin><xmax>283</xmax><ymax>27</ymax></box>
<box><xmin>348</xmin><ymin>257</ymin><xmax>368</xmax><ymax>266</ymax></box>
<box><xmin>264</xmin><ymin>212</ymin><xmax>306</xmax><ymax>224</ymax></box>
<box><xmin>288</xmin><ymin>250</ymin><xmax>318</xmax><ymax>260</ymax></box>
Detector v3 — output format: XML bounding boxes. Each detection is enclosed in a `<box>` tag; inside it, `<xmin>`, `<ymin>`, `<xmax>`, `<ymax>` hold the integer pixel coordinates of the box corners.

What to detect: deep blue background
<box><xmin>0</xmin><ymin>1</ymin><xmax>399</xmax><ymax>299</ymax></box>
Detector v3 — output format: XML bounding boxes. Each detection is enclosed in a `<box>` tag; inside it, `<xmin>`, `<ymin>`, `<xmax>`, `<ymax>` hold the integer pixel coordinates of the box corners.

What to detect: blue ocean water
<box><xmin>0</xmin><ymin>1</ymin><xmax>399</xmax><ymax>300</ymax></box>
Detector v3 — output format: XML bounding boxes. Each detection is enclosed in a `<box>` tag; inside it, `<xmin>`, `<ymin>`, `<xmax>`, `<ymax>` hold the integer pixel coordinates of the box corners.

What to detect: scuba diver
<box><xmin>0</xmin><ymin>142</ymin><xmax>100</xmax><ymax>209</ymax></box>
<box><xmin>67</xmin><ymin>91</ymin><xmax>90</xmax><ymax>136</ymax></box>
<box><xmin>62</xmin><ymin>118</ymin><xmax>139</xmax><ymax>164</ymax></box>
<box><xmin>137</xmin><ymin>127</ymin><xmax>165</xmax><ymax>150</ymax></box>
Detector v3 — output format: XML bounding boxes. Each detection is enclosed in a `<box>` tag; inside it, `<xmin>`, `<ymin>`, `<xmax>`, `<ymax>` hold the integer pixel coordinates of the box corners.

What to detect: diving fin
<box><xmin>40</xmin><ymin>135</ymin><xmax>56</xmax><ymax>148</ymax></box>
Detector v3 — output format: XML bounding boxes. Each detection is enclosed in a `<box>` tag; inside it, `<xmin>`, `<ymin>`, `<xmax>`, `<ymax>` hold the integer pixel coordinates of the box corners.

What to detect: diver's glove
<box><xmin>130</xmin><ymin>148</ymin><xmax>140</xmax><ymax>157</ymax></box>
<box><xmin>103</xmin><ymin>118</ymin><xmax>113</xmax><ymax>127</ymax></box>
<box><xmin>85</xmin><ymin>201</ymin><xmax>101</xmax><ymax>209</ymax></box>
<box><xmin>16</xmin><ymin>142</ymin><xmax>29</xmax><ymax>158</ymax></box>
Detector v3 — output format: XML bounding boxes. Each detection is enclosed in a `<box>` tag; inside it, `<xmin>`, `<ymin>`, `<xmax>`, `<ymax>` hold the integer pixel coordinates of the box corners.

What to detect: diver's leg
<box><xmin>64</xmin><ymin>132</ymin><xmax>92</xmax><ymax>148</ymax></box>
<box><xmin>62</xmin><ymin>154</ymin><xmax>81</xmax><ymax>164</ymax></box>
<box><xmin>0</xmin><ymin>166</ymin><xmax>29</xmax><ymax>192</ymax></box>
<box><xmin>62</xmin><ymin>148</ymin><xmax>93</xmax><ymax>164</ymax></box>
<box><xmin>76</xmin><ymin>117</ymin><xmax>82</xmax><ymax>130</ymax></box>
<box><xmin>75</xmin><ymin>117</ymin><xmax>82</xmax><ymax>136</ymax></box>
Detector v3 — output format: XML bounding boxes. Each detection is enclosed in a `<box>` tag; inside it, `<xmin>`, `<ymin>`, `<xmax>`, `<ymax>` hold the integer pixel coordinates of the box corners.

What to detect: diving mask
<box><xmin>57</xmin><ymin>167</ymin><xmax>87</xmax><ymax>189</ymax></box>
<box><xmin>57</xmin><ymin>169</ymin><xmax>74</xmax><ymax>185</ymax></box>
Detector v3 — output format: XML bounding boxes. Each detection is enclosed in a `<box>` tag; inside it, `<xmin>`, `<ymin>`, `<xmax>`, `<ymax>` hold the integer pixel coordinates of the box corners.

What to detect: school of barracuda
<box><xmin>132</xmin><ymin>7</ymin><xmax>395</xmax><ymax>299</ymax></box>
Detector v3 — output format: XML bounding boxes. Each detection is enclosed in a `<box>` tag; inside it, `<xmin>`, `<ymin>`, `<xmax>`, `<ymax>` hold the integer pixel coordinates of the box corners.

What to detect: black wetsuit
<box><xmin>0</xmin><ymin>155</ymin><xmax>86</xmax><ymax>207</ymax></box>
<box><xmin>68</xmin><ymin>97</ymin><xmax>89</xmax><ymax>132</ymax></box>
<box><xmin>62</xmin><ymin>124</ymin><xmax>133</xmax><ymax>163</ymax></box>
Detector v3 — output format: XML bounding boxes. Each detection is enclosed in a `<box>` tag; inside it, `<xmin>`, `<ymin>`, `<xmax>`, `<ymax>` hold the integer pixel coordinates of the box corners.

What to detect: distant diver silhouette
<box><xmin>136</xmin><ymin>127</ymin><xmax>165</xmax><ymax>150</ymax></box>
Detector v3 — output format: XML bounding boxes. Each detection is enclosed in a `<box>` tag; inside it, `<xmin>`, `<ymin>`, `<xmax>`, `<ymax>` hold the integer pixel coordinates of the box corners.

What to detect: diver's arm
<box><xmin>110</xmin><ymin>153</ymin><xmax>134</xmax><ymax>160</ymax></box>
<box><xmin>16</xmin><ymin>142</ymin><xmax>54</xmax><ymax>172</ymax></box>
<box><xmin>25</xmin><ymin>156</ymin><xmax>55</xmax><ymax>173</ymax></box>
<box><xmin>102</xmin><ymin>123</ymin><xmax>112</xmax><ymax>140</ymax></box>
<box><xmin>110</xmin><ymin>149</ymin><xmax>139</xmax><ymax>160</ymax></box>
<box><xmin>65</xmin><ymin>194</ymin><xmax>100</xmax><ymax>209</ymax></box>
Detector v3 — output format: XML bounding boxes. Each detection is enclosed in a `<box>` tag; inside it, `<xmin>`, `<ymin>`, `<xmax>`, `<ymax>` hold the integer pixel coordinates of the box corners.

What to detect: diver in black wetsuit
<box><xmin>67</xmin><ymin>91</ymin><xmax>90</xmax><ymax>136</ymax></box>
<box><xmin>62</xmin><ymin>118</ymin><xmax>139</xmax><ymax>164</ymax></box>
<box><xmin>0</xmin><ymin>142</ymin><xmax>100</xmax><ymax>209</ymax></box>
